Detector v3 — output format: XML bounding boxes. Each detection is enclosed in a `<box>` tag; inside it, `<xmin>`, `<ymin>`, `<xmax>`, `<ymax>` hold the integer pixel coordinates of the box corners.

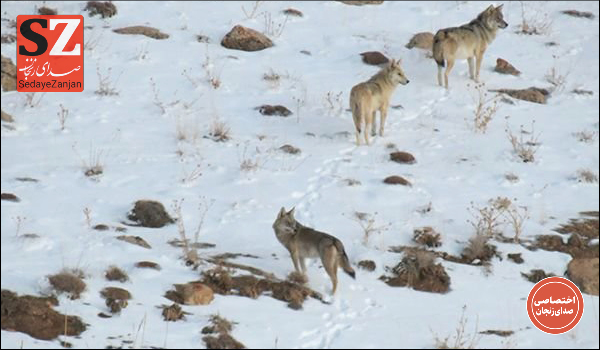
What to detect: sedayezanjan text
<box><xmin>18</xmin><ymin>79</ymin><xmax>81</xmax><ymax>91</ymax></box>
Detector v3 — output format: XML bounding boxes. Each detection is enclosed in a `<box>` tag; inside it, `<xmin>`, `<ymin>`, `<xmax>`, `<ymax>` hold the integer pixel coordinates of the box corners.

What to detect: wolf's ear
<box><xmin>278</xmin><ymin>207</ymin><xmax>286</xmax><ymax>218</ymax></box>
<box><xmin>496</xmin><ymin>4</ymin><xmax>504</xmax><ymax>11</ymax></box>
<box><xmin>485</xmin><ymin>4</ymin><xmax>494</xmax><ymax>12</ymax></box>
<box><xmin>288</xmin><ymin>207</ymin><xmax>295</xmax><ymax>217</ymax></box>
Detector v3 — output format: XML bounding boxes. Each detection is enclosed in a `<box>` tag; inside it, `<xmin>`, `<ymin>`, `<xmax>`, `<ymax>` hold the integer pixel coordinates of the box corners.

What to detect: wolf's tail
<box><xmin>334</xmin><ymin>239</ymin><xmax>356</xmax><ymax>279</ymax></box>
<box><xmin>350</xmin><ymin>92</ymin><xmax>361</xmax><ymax>133</ymax></box>
<box><xmin>432</xmin><ymin>30</ymin><xmax>446</xmax><ymax>67</ymax></box>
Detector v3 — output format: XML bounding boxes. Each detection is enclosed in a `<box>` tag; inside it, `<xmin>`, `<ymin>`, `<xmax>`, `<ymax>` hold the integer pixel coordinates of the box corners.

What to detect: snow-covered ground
<box><xmin>1</xmin><ymin>1</ymin><xmax>598</xmax><ymax>348</ymax></box>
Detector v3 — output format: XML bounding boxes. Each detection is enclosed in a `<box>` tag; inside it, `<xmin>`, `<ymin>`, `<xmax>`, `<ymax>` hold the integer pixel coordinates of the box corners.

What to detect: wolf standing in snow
<box><xmin>272</xmin><ymin>207</ymin><xmax>355</xmax><ymax>294</ymax></box>
<box><xmin>433</xmin><ymin>4</ymin><xmax>508</xmax><ymax>88</ymax></box>
<box><xmin>349</xmin><ymin>59</ymin><xmax>409</xmax><ymax>146</ymax></box>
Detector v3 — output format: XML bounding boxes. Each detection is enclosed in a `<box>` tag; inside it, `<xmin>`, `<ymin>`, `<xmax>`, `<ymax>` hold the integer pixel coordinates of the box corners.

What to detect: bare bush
<box><xmin>180</xmin><ymin>163</ymin><xmax>203</xmax><ymax>184</ymax></box>
<box><xmin>172</xmin><ymin>198</ymin><xmax>214</xmax><ymax>267</ymax></box>
<box><xmin>469</xmin><ymin>83</ymin><xmax>499</xmax><ymax>133</ymax></box>
<box><xmin>506</xmin><ymin>121</ymin><xmax>540</xmax><ymax>163</ymax></box>
<box><xmin>73</xmin><ymin>143</ymin><xmax>106</xmax><ymax>178</ymax></box>
<box><xmin>57</xmin><ymin>104</ymin><xmax>69</xmax><ymax>131</ymax></box>
<box><xmin>468</xmin><ymin>197</ymin><xmax>529</xmax><ymax>243</ymax></box>
<box><xmin>323</xmin><ymin>91</ymin><xmax>344</xmax><ymax>117</ymax></box>
<box><xmin>262</xmin><ymin>11</ymin><xmax>289</xmax><ymax>39</ymax></box>
<box><xmin>95</xmin><ymin>66</ymin><xmax>120</xmax><ymax>96</ymax></box>
<box><xmin>545</xmin><ymin>58</ymin><xmax>568</xmax><ymax>92</ymax></box>
<box><xmin>23</xmin><ymin>92</ymin><xmax>45</xmax><ymax>108</ymax></box>
<box><xmin>83</xmin><ymin>207</ymin><xmax>92</xmax><ymax>228</ymax></box>
<box><xmin>347</xmin><ymin>211</ymin><xmax>391</xmax><ymax>246</ymax></box>
<box><xmin>241</xmin><ymin>1</ymin><xmax>263</xmax><ymax>19</ymax></box>
<box><xmin>202</xmin><ymin>45</ymin><xmax>222</xmax><ymax>89</ymax></box>
<box><xmin>433</xmin><ymin>305</ymin><xmax>480</xmax><ymax>349</ymax></box>
<box><xmin>238</xmin><ymin>142</ymin><xmax>267</xmax><ymax>172</ymax></box>
<box><xmin>175</xmin><ymin>116</ymin><xmax>201</xmax><ymax>143</ymax></box>
<box><xmin>516</xmin><ymin>1</ymin><xmax>552</xmax><ymax>35</ymax></box>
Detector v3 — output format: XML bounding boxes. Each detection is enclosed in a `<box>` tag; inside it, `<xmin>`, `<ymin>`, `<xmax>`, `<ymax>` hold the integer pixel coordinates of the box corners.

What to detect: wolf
<box><xmin>349</xmin><ymin>59</ymin><xmax>409</xmax><ymax>145</ymax></box>
<box><xmin>432</xmin><ymin>4</ymin><xmax>508</xmax><ymax>88</ymax></box>
<box><xmin>272</xmin><ymin>207</ymin><xmax>355</xmax><ymax>294</ymax></box>
<box><xmin>405</xmin><ymin>32</ymin><xmax>434</xmax><ymax>53</ymax></box>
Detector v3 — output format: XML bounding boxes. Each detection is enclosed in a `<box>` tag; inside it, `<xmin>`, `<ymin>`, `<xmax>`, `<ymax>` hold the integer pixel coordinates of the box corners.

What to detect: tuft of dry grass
<box><xmin>48</xmin><ymin>269</ymin><xmax>86</xmax><ymax>299</ymax></box>
<box><xmin>207</xmin><ymin>118</ymin><xmax>231</xmax><ymax>142</ymax></box>
<box><xmin>573</xmin><ymin>130</ymin><xmax>598</xmax><ymax>144</ymax></box>
<box><xmin>413</xmin><ymin>226</ymin><xmax>442</xmax><ymax>248</ymax></box>
<box><xmin>575</xmin><ymin>169</ymin><xmax>598</xmax><ymax>183</ymax></box>
<box><xmin>57</xmin><ymin>104</ymin><xmax>69</xmax><ymax>131</ymax></box>
<box><xmin>94</xmin><ymin>66</ymin><xmax>120</xmax><ymax>96</ymax></box>
<box><xmin>516</xmin><ymin>1</ymin><xmax>552</xmax><ymax>35</ymax></box>
<box><xmin>469</xmin><ymin>83</ymin><xmax>499</xmax><ymax>133</ymax></box>
<box><xmin>105</xmin><ymin>265</ymin><xmax>129</xmax><ymax>282</ymax></box>
<box><xmin>506</xmin><ymin>121</ymin><xmax>540</xmax><ymax>163</ymax></box>
<box><xmin>347</xmin><ymin>211</ymin><xmax>391</xmax><ymax>246</ymax></box>
<box><xmin>433</xmin><ymin>305</ymin><xmax>480</xmax><ymax>349</ymax></box>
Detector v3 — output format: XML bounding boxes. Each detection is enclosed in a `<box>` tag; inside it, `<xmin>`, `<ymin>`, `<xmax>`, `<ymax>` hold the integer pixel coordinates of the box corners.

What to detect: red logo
<box><xmin>16</xmin><ymin>15</ymin><xmax>84</xmax><ymax>92</ymax></box>
<box><xmin>527</xmin><ymin>276</ymin><xmax>584</xmax><ymax>334</ymax></box>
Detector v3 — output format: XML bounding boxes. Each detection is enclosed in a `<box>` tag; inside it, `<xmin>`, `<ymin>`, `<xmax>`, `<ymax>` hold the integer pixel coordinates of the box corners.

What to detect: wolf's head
<box><xmin>386</xmin><ymin>59</ymin><xmax>410</xmax><ymax>85</ymax></box>
<box><xmin>273</xmin><ymin>207</ymin><xmax>297</xmax><ymax>235</ymax></box>
<box><xmin>481</xmin><ymin>4</ymin><xmax>508</xmax><ymax>29</ymax></box>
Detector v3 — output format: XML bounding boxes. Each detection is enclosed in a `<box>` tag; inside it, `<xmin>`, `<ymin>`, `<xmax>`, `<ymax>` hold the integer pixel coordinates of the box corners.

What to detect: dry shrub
<box><xmin>575</xmin><ymin>169</ymin><xmax>598</xmax><ymax>183</ymax></box>
<box><xmin>105</xmin><ymin>265</ymin><xmax>128</xmax><ymax>282</ymax></box>
<box><xmin>161</xmin><ymin>303</ymin><xmax>185</xmax><ymax>322</ymax></box>
<box><xmin>207</xmin><ymin>118</ymin><xmax>231</xmax><ymax>142</ymax></box>
<box><xmin>382</xmin><ymin>248</ymin><xmax>450</xmax><ymax>293</ymax></box>
<box><xmin>461</xmin><ymin>234</ymin><xmax>497</xmax><ymax>264</ymax></box>
<box><xmin>506</xmin><ymin>122</ymin><xmax>540</xmax><ymax>163</ymax></box>
<box><xmin>47</xmin><ymin>269</ymin><xmax>86</xmax><ymax>299</ymax></box>
<box><xmin>85</xmin><ymin>1</ymin><xmax>117</xmax><ymax>18</ymax></box>
<box><xmin>202</xmin><ymin>314</ymin><xmax>245</xmax><ymax>349</ymax></box>
<box><xmin>433</xmin><ymin>305</ymin><xmax>480</xmax><ymax>349</ymax></box>
<box><xmin>470</xmin><ymin>83</ymin><xmax>499</xmax><ymax>133</ymax></box>
<box><xmin>413</xmin><ymin>226</ymin><xmax>442</xmax><ymax>248</ymax></box>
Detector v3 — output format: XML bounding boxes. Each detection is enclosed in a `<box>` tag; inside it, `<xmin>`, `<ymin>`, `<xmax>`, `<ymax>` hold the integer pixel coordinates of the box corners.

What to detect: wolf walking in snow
<box><xmin>433</xmin><ymin>4</ymin><xmax>508</xmax><ymax>88</ymax></box>
<box><xmin>349</xmin><ymin>59</ymin><xmax>409</xmax><ymax>145</ymax></box>
<box><xmin>272</xmin><ymin>207</ymin><xmax>355</xmax><ymax>294</ymax></box>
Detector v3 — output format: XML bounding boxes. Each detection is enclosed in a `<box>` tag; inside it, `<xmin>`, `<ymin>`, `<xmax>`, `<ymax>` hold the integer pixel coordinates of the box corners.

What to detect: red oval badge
<box><xmin>527</xmin><ymin>276</ymin><xmax>584</xmax><ymax>334</ymax></box>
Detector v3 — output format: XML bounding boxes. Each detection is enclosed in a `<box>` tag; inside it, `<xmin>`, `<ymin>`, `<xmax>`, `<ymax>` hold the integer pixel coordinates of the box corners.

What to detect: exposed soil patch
<box><xmin>135</xmin><ymin>261</ymin><xmax>161</xmax><ymax>270</ymax></box>
<box><xmin>1</xmin><ymin>290</ymin><xmax>86</xmax><ymax>340</ymax></box>
<box><xmin>197</xmin><ymin>266</ymin><xmax>327</xmax><ymax>310</ymax></box>
<box><xmin>113</xmin><ymin>26</ymin><xmax>169</xmax><ymax>40</ymax></box>
<box><xmin>116</xmin><ymin>235</ymin><xmax>151</xmax><ymax>249</ymax></box>
<box><xmin>480</xmin><ymin>329</ymin><xmax>514</xmax><ymax>337</ymax></box>
<box><xmin>561</xmin><ymin>10</ymin><xmax>595</xmax><ymax>19</ymax></box>
<box><xmin>1</xmin><ymin>193</ymin><xmax>19</xmax><ymax>202</ymax></box>
<box><xmin>521</xmin><ymin>269</ymin><xmax>555</xmax><ymax>283</ymax></box>
<box><xmin>127</xmin><ymin>200</ymin><xmax>174</xmax><ymax>228</ymax></box>
<box><xmin>489</xmin><ymin>87</ymin><xmax>550</xmax><ymax>104</ymax></box>
<box><xmin>383</xmin><ymin>175</ymin><xmax>412</xmax><ymax>186</ymax></box>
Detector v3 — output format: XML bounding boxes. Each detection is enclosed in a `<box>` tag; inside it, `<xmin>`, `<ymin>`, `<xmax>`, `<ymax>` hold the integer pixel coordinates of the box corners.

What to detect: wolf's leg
<box><xmin>322</xmin><ymin>247</ymin><xmax>339</xmax><ymax>294</ymax></box>
<box><xmin>379</xmin><ymin>105</ymin><xmax>388</xmax><ymax>136</ymax></box>
<box><xmin>444</xmin><ymin>59</ymin><xmax>455</xmax><ymax>89</ymax></box>
<box><xmin>467</xmin><ymin>57</ymin><xmax>475</xmax><ymax>80</ymax></box>
<box><xmin>290</xmin><ymin>250</ymin><xmax>302</xmax><ymax>273</ymax></box>
<box><xmin>300</xmin><ymin>257</ymin><xmax>307</xmax><ymax>274</ymax></box>
<box><xmin>371</xmin><ymin>111</ymin><xmax>377</xmax><ymax>136</ymax></box>
<box><xmin>437</xmin><ymin>64</ymin><xmax>443</xmax><ymax>86</ymax></box>
<box><xmin>475</xmin><ymin>50</ymin><xmax>484</xmax><ymax>82</ymax></box>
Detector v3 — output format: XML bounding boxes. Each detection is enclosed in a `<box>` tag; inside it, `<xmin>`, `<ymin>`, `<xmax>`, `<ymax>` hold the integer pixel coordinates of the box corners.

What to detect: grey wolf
<box><xmin>349</xmin><ymin>59</ymin><xmax>409</xmax><ymax>145</ymax></box>
<box><xmin>432</xmin><ymin>4</ymin><xmax>508</xmax><ymax>88</ymax></box>
<box><xmin>405</xmin><ymin>32</ymin><xmax>434</xmax><ymax>53</ymax></box>
<box><xmin>272</xmin><ymin>207</ymin><xmax>355</xmax><ymax>294</ymax></box>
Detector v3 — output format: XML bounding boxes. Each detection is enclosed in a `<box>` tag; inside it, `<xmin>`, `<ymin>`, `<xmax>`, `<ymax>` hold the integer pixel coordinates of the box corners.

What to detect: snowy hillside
<box><xmin>1</xmin><ymin>1</ymin><xmax>599</xmax><ymax>348</ymax></box>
